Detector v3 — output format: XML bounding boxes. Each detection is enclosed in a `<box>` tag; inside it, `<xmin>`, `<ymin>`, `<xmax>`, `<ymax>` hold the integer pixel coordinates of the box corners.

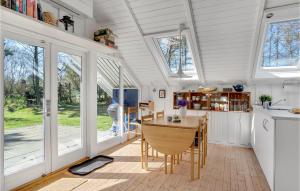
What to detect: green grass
<box><xmin>4</xmin><ymin>105</ymin><xmax>112</xmax><ymax>131</ymax></box>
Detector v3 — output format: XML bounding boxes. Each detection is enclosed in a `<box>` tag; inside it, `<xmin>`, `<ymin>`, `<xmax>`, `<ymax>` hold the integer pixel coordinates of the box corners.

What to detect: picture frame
<box><xmin>159</xmin><ymin>89</ymin><xmax>166</xmax><ymax>98</ymax></box>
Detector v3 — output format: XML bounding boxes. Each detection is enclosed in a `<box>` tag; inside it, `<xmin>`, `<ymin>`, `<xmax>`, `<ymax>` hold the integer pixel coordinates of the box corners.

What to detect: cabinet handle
<box><xmin>263</xmin><ymin>119</ymin><xmax>269</xmax><ymax>132</ymax></box>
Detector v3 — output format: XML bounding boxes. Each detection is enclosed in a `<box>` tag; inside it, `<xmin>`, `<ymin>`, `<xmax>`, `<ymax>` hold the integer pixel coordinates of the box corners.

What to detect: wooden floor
<box><xmin>16</xmin><ymin>139</ymin><xmax>270</xmax><ymax>191</ymax></box>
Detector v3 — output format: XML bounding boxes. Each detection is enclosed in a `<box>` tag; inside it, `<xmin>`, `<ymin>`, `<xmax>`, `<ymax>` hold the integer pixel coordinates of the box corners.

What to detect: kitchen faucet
<box><xmin>271</xmin><ymin>98</ymin><xmax>287</xmax><ymax>106</ymax></box>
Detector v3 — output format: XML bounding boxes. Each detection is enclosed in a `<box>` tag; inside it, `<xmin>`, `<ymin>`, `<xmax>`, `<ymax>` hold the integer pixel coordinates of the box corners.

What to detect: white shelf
<box><xmin>0</xmin><ymin>6</ymin><xmax>118</xmax><ymax>55</ymax></box>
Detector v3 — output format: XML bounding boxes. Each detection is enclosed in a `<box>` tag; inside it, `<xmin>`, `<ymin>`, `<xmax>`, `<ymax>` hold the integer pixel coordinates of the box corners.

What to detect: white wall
<box><xmin>141</xmin><ymin>82</ymin><xmax>300</xmax><ymax>115</ymax></box>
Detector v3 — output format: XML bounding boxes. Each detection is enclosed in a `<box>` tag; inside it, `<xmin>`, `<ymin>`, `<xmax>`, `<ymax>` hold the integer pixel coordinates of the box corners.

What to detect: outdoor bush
<box><xmin>5</xmin><ymin>95</ymin><xmax>27</xmax><ymax>112</ymax></box>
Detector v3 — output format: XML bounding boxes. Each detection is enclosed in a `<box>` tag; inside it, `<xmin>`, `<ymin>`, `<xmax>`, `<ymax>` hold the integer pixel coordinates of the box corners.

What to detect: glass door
<box><xmin>51</xmin><ymin>46</ymin><xmax>87</xmax><ymax>170</ymax></box>
<box><xmin>96</xmin><ymin>56</ymin><xmax>121</xmax><ymax>143</ymax></box>
<box><xmin>2</xmin><ymin>34</ymin><xmax>51</xmax><ymax>189</ymax></box>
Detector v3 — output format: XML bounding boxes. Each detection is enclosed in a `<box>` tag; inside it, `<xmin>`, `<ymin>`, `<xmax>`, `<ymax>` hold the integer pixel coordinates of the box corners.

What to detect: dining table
<box><xmin>141</xmin><ymin>116</ymin><xmax>204</xmax><ymax>180</ymax></box>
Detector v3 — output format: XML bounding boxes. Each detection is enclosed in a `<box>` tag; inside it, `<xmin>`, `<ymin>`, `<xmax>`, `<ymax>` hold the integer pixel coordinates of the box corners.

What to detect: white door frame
<box><xmin>0</xmin><ymin>30</ymin><xmax>52</xmax><ymax>190</ymax></box>
<box><xmin>50</xmin><ymin>44</ymin><xmax>87</xmax><ymax>171</ymax></box>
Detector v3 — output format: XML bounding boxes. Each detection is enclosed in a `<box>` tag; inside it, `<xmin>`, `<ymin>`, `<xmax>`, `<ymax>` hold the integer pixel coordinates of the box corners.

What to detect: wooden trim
<box><xmin>11</xmin><ymin>157</ymin><xmax>89</xmax><ymax>191</ymax></box>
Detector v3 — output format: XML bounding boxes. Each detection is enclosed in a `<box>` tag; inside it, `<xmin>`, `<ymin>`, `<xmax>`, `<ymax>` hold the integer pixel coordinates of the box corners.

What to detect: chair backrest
<box><xmin>128</xmin><ymin>107</ymin><xmax>138</xmax><ymax>115</ymax></box>
<box><xmin>156</xmin><ymin>111</ymin><xmax>164</xmax><ymax>119</ymax></box>
<box><xmin>141</xmin><ymin>114</ymin><xmax>154</xmax><ymax>123</ymax></box>
<box><xmin>201</xmin><ymin>112</ymin><xmax>208</xmax><ymax>132</ymax></box>
<box><xmin>142</xmin><ymin>125</ymin><xmax>196</xmax><ymax>155</ymax></box>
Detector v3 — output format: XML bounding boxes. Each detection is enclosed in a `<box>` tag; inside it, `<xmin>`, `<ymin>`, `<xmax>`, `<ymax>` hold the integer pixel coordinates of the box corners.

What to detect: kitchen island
<box><xmin>252</xmin><ymin>106</ymin><xmax>300</xmax><ymax>191</ymax></box>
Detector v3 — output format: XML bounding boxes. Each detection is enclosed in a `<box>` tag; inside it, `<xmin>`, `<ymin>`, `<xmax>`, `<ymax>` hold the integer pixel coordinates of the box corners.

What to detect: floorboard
<box><xmin>15</xmin><ymin>139</ymin><xmax>270</xmax><ymax>191</ymax></box>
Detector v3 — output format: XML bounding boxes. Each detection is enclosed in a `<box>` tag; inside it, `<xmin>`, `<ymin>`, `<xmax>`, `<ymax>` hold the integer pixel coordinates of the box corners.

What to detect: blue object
<box><xmin>112</xmin><ymin>88</ymin><xmax>139</xmax><ymax>132</ymax></box>
<box><xmin>113</xmin><ymin>88</ymin><xmax>139</xmax><ymax>107</ymax></box>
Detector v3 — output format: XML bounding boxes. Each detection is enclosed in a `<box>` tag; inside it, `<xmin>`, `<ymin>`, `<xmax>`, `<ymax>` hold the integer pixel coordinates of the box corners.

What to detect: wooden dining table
<box><xmin>142</xmin><ymin>116</ymin><xmax>204</xmax><ymax>180</ymax></box>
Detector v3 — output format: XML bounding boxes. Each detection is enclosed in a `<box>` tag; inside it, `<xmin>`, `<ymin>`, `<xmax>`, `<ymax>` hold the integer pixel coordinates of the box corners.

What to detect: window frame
<box><xmin>145</xmin><ymin>29</ymin><xmax>199</xmax><ymax>81</ymax></box>
<box><xmin>256</xmin><ymin>5</ymin><xmax>300</xmax><ymax>72</ymax></box>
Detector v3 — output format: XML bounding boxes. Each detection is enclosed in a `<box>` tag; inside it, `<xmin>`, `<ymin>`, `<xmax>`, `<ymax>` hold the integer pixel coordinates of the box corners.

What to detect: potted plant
<box><xmin>259</xmin><ymin>95</ymin><xmax>272</xmax><ymax>108</ymax></box>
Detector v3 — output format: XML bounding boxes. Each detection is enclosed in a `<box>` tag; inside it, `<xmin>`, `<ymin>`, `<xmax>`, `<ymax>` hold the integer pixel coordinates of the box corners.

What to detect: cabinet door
<box><xmin>254</xmin><ymin>112</ymin><xmax>263</xmax><ymax>156</ymax></box>
<box><xmin>260</xmin><ymin>116</ymin><xmax>274</xmax><ymax>191</ymax></box>
<box><xmin>207</xmin><ymin>112</ymin><xmax>214</xmax><ymax>142</ymax></box>
<box><xmin>239</xmin><ymin>113</ymin><xmax>251</xmax><ymax>146</ymax></box>
<box><xmin>210</xmin><ymin>112</ymin><xmax>228</xmax><ymax>143</ymax></box>
<box><xmin>227</xmin><ymin>113</ymin><xmax>240</xmax><ymax>145</ymax></box>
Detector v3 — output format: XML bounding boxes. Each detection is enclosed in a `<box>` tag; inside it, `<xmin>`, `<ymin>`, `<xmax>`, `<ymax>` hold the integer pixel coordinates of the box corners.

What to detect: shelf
<box><xmin>0</xmin><ymin>6</ymin><xmax>118</xmax><ymax>55</ymax></box>
<box><xmin>174</xmin><ymin>91</ymin><xmax>251</xmax><ymax>113</ymax></box>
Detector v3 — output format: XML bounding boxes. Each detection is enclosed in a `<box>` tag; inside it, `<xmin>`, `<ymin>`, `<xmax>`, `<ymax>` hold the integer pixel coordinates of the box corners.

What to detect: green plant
<box><xmin>259</xmin><ymin>95</ymin><xmax>272</xmax><ymax>103</ymax></box>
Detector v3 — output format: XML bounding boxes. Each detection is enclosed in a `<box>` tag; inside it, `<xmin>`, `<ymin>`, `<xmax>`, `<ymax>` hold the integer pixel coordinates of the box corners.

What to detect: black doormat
<box><xmin>69</xmin><ymin>155</ymin><xmax>114</xmax><ymax>176</ymax></box>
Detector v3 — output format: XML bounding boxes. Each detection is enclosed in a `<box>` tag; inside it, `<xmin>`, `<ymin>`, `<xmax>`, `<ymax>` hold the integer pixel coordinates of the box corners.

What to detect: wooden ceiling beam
<box><xmin>183</xmin><ymin>0</ymin><xmax>206</xmax><ymax>83</ymax></box>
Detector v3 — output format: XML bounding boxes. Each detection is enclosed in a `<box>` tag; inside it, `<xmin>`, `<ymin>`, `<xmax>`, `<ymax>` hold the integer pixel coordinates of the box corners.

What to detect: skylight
<box><xmin>262</xmin><ymin>19</ymin><xmax>300</xmax><ymax>68</ymax></box>
<box><xmin>155</xmin><ymin>34</ymin><xmax>198</xmax><ymax>80</ymax></box>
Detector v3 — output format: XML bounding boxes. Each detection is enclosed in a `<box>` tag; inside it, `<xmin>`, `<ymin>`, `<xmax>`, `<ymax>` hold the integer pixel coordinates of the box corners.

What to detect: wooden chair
<box><xmin>141</xmin><ymin>114</ymin><xmax>154</xmax><ymax>122</ymax></box>
<box><xmin>141</xmin><ymin>114</ymin><xmax>154</xmax><ymax>169</ymax></box>
<box><xmin>181</xmin><ymin>113</ymin><xmax>208</xmax><ymax>179</ymax></box>
<box><xmin>156</xmin><ymin>111</ymin><xmax>164</xmax><ymax>119</ymax></box>
<box><xmin>142</xmin><ymin>124</ymin><xmax>197</xmax><ymax>180</ymax></box>
<box><xmin>127</xmin><ymin>107</ymin><xmax>139</xmax><ymax>141</ymax></box>
<box><xmin>202</xmin><ymin>113</ymin><xmax>208</xmax><ymax>166</ymax></box>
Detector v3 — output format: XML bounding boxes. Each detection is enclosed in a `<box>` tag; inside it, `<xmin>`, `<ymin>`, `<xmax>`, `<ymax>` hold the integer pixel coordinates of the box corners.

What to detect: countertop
<box><xmin>253</xmin><ymin>105</ymin><xmax>300</xmax><ymax>121</ymax></box>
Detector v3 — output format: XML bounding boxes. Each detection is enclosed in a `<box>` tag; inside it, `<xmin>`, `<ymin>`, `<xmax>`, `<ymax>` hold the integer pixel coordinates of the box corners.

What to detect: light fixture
<box><xmin>170</xmin><ymin>24</ymin><xmax>192</xmax><ymax>78</ymax></box>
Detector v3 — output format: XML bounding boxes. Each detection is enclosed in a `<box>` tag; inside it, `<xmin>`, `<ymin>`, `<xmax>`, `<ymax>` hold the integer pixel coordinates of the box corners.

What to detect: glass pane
<box><xmin>157</xmin><ymin>35</ymin><xmax>194</xmax><ymax>73</ymax></box>
<box><xmin>57</xmin><ymin>52</ymin><xmax>82</xmax><ymax>156</ymax></box>
<box><xmin>96</xmin><ymin>57</ymin><xmax>120</xmax><ymax>142</ymax></box>
<box><xmin>3</xmin><ymin>38</ymin><xmax>45</xmax><ymax>175</ymax></box>
<box><xmin>262</xmin><ymin>19</ymin><xmax>300</xmax><ymax>67</ymax></box>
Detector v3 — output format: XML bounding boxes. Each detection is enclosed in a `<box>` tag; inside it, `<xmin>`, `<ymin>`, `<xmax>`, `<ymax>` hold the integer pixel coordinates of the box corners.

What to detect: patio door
<box><xmin>1</xmin><ymin>32</ymin><xmax>51</xmax><ymax>189</ymax></box>
<box><xmin>50</xmin><ymin>45</ymin><xmax>87</xmax><ymax>171</ymax></box>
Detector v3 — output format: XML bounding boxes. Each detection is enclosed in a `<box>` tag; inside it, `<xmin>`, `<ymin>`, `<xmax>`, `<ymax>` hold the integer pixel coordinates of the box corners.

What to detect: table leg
<box><xmin>170</xmin><ymin>155</ymin><xmax>174</xmax><ymax>174</ymax></box>
<box><xmin>164</xmin><ymin>155</ymin><xmax>168</xmax><ymax>174</ymax></box>
<box><xmin>198</xmin><ymin>128</ymin><xmax>201</xmax><ymax>179</ymax></box>
<box><xmin>141</xmin><ymin>134</ymin><xmax>144</xmax><ymax>169</ymax></box>
<box><xmin>191</xmin><ymin>142</ymin><xmax>194</xmax><ymax>181</ymax></box>
<box><xmin>145</xmin><ymin>141</ymin><xmax>148</xmax><ymax>170</ymax></box>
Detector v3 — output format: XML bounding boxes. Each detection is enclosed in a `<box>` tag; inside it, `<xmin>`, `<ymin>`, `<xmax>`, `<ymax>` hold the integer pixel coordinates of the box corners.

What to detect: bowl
<box><xmin>193</xmin><ymin>103</ymin><xmax>201</xmax><ymax>110</ymax></box>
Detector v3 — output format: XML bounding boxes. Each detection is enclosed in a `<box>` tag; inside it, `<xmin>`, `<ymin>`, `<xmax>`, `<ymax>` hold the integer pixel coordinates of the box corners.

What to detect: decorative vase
<box><xmin>179</xmin><ymin>106</ymin><xmax>187</xmax><ymax>117</ymax></box>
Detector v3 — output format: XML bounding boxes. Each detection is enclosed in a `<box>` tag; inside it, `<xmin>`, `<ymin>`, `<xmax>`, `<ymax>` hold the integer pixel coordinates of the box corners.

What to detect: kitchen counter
<box><xmin>253</xmin><ymin>105</ymin><xmax>300</xmax><ymax>121</ymax></box>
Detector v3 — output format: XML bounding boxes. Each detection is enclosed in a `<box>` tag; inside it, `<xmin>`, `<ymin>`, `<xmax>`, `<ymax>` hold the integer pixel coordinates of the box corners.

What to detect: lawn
<box><xmin>4</xmin><ymin>105</ymin><xmax>112</xmax><ymax>131</ymax></box>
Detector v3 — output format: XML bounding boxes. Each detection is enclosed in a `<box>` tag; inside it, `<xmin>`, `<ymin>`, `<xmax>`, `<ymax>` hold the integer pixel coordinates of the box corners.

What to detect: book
<box><xmin>16</xmin><ymin>0</ymin><xmax>19</xmax><ymax>11</ymax></box>
<box><xmin>11</xmin><ymin>0</ymin><xmax>16</xmax><ymax>10</ymax></box>
<box><xmin>19</xmin><ymin>0</ymin><xmax>22</xmax><ymax>13</ymax></box>
<box><xmin>7</xmin><ymin>0</ymin><xmax>11</xmax><ymax>8</ymax></box>
<box><xmin>23</xmin><ymin>0</ymin><xmax>26</xmax><ymax>14</ymax></box>
<box><xmin>26</xmin><ymin>0</ymin><xmax>36</xmax><ymax>18</ymax></box>
<box><xmin>1</xmin><ymin>0</ymin><xmax>7</xmax><ymax>7</ymax></box>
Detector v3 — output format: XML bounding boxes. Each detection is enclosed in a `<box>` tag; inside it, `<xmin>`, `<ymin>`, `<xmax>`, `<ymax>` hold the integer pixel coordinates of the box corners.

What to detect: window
<box><xmin>158</xmin><ymin>35</ymin><xmax>194</xmax><ymax>73</ymax></box>
<box><xmin>255</xmin><ymin>5</ymin><xmax>300</xmax><ymax>79</ymax></box>
<box><xmin>153</xmin><ymin>31</ymin><xmax>199</xmax><ymax>80</ymax></box>
<box><xmin>262</xmin><ymin>19</ymin><xmax>300</xmax><ymax>68</ymax></box>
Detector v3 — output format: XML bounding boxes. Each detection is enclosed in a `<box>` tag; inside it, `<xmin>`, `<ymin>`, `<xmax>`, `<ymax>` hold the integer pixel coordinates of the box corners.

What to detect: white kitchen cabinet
<box><xmin>210</xmin><ymin>112</ymin><xmax>228</xmax><ymax>143</ymax></box>
<box><xmin>256</xmin><ymin>113</ymin><xmax>274</xmax><ymax>191</ymax></box>
<box><xmin>208</xmin><ymin>111</ymin><xmax>251</xmax><ymax>147</ymax></box>
<box><xmin>239</xmin><ymin>113</ymin><xmax>251</xmax><ymax>146</ymax></box>
<box><xmin>227</xmin><ymin>112</ymin><xmax>240</xmax><ymax>144</ymax></box>
<box><xmin>252</xmin><ymin>107</ymin><xmax>300</xmax><ymax>191</ymax></box>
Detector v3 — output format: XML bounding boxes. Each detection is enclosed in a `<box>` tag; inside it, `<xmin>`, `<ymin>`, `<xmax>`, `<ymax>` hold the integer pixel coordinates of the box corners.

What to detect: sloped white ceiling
<box><xmin>93</xmin><ymin>0</ymin><xmax>299</xmax><ymax>86</ymax></box>
<box><xmin>93</xmin><ymin>0</ymin><xmax>168</xmax><ymax>86</ymax></box>
<box><xmin>191</xmin><ymin>0</ymin><xmax>260</xmax><ymax>82</ymax></box>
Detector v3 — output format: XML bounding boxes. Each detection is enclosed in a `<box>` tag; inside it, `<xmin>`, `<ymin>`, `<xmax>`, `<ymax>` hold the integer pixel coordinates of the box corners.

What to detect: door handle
<box><xmin>46</xmin><ymin>100</ymin><xmax>51</xmax><ymax>116</ymax></box>
<box><xmin>262</xmin><ymin>119</ymin><xmax>269</xmax><ymax>132</ymax></box>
